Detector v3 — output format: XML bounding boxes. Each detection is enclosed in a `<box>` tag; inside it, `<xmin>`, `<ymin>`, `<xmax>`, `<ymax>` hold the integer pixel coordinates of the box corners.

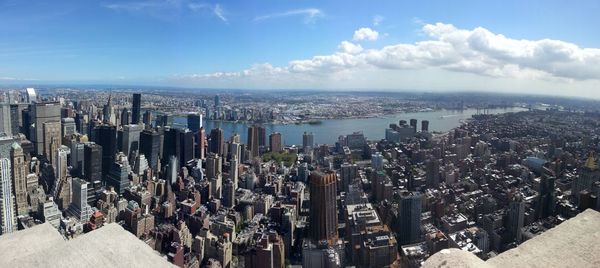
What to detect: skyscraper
<box><xmin>198</xmin><ymin>127</ymin><xmax>206</xmax><ymax>160</ymax></box>
<box><xmin>214</xmin><ymin>95</ymin><xmax>220</xmax><ymax>107</ymax></box>
<box><xmin>131</xmin><ymin>93</ymin><xmax>141</xmax><ymax>124</ymax></box>
<box><xmin>142</xmin><ymin>110</ymin><xmax>153</xmax><ymax>128</ymax></box>
<box><xmin>425</xmin><ymin>158</ymin><xmax>440</xmax><ymax>188</ymax></box>
<box><xmin>0</xmin><ymin>103</ymin><xmax>11</xmax><ymax>136</ymax></box>
<box><xmin>10</xmin><ymin>143</ymin><xmax>28</xmax><ymax>216</ymax></box>
<box><xmin>309</xmin><ymin>171</ymin><xmax>338</xmax><ymax>244</ymax></box>
<box><xmin>84</xmin><ymin>142</ymin><xmax>103</xmax><ymax>183</ymax></box>
<box><xmin>340</xmin><ymin>163</ymin><xmax>358</xmax><ymax>192</ymax></box>
<box><xmin>230</xmin><ymin>155</ymin><xmax>239</xmax><ymax>189</ymax></box>
<box><xmin>187</xmin><ymin>113</ymin><xmax>202</xmax><ymax>133</ymax></box>
<box><xmin>258</xmin><ymin>125</ymin><xmax>266</xmax><ymax>148</ymax></box>
<box><xmin>507</xmin><ymin>193</ymin><xmax>525</xmax><ymax>243</ymax></box>
<box><xmin>31</xmin><ymin>101</ymin><xmax>61</xmax><ymax>155</ymax></box>
<box><xmin>573</xmin><ymin>154</ymin><xmax>600</xmax><ymax>201</ymax></box>
<box><xmin>66</xmin><ymin>177</ymin><xmax>94</xmax><ymax>221</ymax></box>
<box><xmin>0</xmin><ymin>158</ymin><xmax>17</xmax><ymax>234</ymax></box>
<box><xmin>372</xmin><ymin>152</ymin><xmax>384</xmax><ymax>171</ymax></box>
<box><xmin>121</xmin><ymin>124</ymin><xmax>142</xmax><ymax>158</ymax></box>
<box><xmin>61</xmin><ymin>118</ymin><xmax>76</xmax><ymax>138</ymax></box>
<box><xmin>120</xmin><ymin>108</ymin><xmax>131</xmax><ymax>126</ymax></box>
<box><xmin>140</xmin><ymin>129</ymin><xmax>161</xmax><ymax>171</ymax></box>
<box><xmin>247</xmin><ymin>126</ymin><xmax>260</xmax><ymax>158</ymax></box>
<box><xmin>162</xmin><ymin>128</ymin><xmax>194</xmax><ymax>168</ymax></box>
<box><xmin>398</xmin><ymin>191</ymin><xmax>422</xmax><ymax>245</ymax></box>
<box><xmin>43</xmin><ymin>121</ymin><xmax>61</xmax><ymax>165</ymax></box>
<box><xmin>269</xmin><ymin>132</ymin><xmax>282</xmax><ymax>152</ymax></box>
<box><xmin>106</xmin><ymin>152</ymin><xmax>132</xmax><ymax>195</ymax></box>
<box><xmin>421</xmin><ymin>120</ymin><xmax>429</xmax><ymax>132</ymax></box>
<box><xmin>209</xmin><ymin>128</ymin><xmax>224</xmax><ymax>156</ymax></box>
<box><xmin>94</xmin><ymin>125</ymin><xmax>117</xmax><ymax>178</ymax></box>
<box><xmin>410</xmin><ymin>119</ymin><xmax>417</xmax><ymax>130</ymax></box>
<box><xmin>302</xmin><ymin>132</ymin><xmax>314</xmax><ymax>151</ymax></box>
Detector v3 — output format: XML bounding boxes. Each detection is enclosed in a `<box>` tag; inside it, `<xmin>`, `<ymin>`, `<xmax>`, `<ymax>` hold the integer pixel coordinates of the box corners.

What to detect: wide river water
<box><xmin>175</xmin><ymin>107</ymin><xmax>526</xmax><ymax>146</ymax></box>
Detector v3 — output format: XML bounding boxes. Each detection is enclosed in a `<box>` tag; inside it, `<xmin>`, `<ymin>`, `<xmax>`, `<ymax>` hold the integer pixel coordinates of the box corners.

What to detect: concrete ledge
<box><xmin>424</xmin><ymin>209</ymin><xmax>600</xmax><ymax>268</ymax></box>
<box><xmin>0</xmin><ymin>223</ymin><xmax>176</xmax><ymax>268</ymax></box>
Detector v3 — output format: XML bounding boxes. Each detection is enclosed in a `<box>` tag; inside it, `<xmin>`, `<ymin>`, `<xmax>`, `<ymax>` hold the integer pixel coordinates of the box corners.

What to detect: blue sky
<box><xmin>1</xmin><ymin>0</ymin><xmax>600</xmax><ymax>97</ymax></box>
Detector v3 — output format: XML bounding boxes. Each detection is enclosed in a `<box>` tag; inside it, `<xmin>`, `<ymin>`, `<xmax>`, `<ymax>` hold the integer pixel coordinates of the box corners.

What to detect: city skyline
<box><xmin>1</xmin><ymin>1</ymin><xmax>600</xmax><ymax>97</ymax></box>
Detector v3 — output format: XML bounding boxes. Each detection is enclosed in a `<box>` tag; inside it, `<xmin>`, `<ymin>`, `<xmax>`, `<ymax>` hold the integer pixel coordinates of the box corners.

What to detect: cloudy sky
<box><xmin>1</xmin><ymin>0</ymin><xmax>599</xmax><ymax>97</ymax></box>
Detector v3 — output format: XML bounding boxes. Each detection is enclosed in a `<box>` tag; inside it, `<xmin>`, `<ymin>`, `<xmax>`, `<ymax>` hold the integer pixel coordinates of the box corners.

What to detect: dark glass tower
<box><xmin>84</xmin><ymin>142</ymin><xmax>103</xmax><ymax>183</ymax></box>
<box><xmin>209</xmin><ymin>128</ymin><xmax>224</xmax><ymax>155</ymax></box>
<box><xmin>398</xmin><ymin>191</ymin><xmax>422</xmax><ymax>245</ymax></box>
<box><xmin>140</xmin><ymin>129</ymin><xmax>161</xmax><ymax>171</ymax></box>
<box><xmin>131</xmin><ymin>93</ymin><xmax>141</xmax><ymax>124</ymax></box>
<box><xmin>93</xmin><ymin>125</ymin><xmax>117</xmax><ymax>178</ymax></box>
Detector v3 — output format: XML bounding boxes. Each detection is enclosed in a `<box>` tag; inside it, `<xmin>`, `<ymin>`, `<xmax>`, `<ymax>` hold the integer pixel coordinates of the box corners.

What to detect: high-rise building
<box><xmin>94</xmin><ymin>125</ymin><xmax>117</xmax><ymax>178</ymax></box>
<box><xmin>0</xmin><ymin>158</ymin><xmax>17</xmax><ymax>234</ymax></box>
<box><xmin>84</xmin><ymin>142</ymin><xmax>103</xmax><ymax>183</ymax></box>
<box><xmin>303</xmin><ymin>132</ymin><xmax>314</xmax><ymax>151</ymax></box>
<box><xmin>398</xmin><ymin>191</ymin><xmax>422</xmax><ymax>245</ymax></box>
<box><xmin>206</xmin><ymin>153</ymin><xmax>222</xmax><ymax>180</ymax></box>
<box><xmin>42</xmin><ymin>121</ymin><xmax>61</xmax><ymax>165</ymax></box>
<box><xmin>10</xmin><ymin>143</ymin><xmax>28</xmax><ymax>216</ymax></box>
<box><xmin>421</xmin><ymin>120</ymin><xmax>429</xmax><ymax>132</ymax></box>
<box><xmin>66</xmin><ymin>177</ymin><xmax>94</xmax><ymax>221</ymax></box>
<box><xmin>372</xmin><ymin>152</ymin><xmax>384</xmax><ymax>171</ymax></box>
<box><xmin>198</xmin><ymin>127</ymin><xmax>206</xmax><ymax>160</ymax></box>
<box><xmin>214</xmin><ymin>95</ymin><xmax>220</xmax><ymax>107</ymax></box>
<box><xmin>106</xmin><ymin>153</ymin><xmax>132</xmax><ymax>195</ymax></box>
<box><xmin>179</xmin><ymin>129</ymin><xmax>195</xmax><ymax>165</ymax></box>
<box><xmin>10</xmin><ymin>104</ymin><xmax>26</xmax><ymax>136</ymax></box>
<box><xmin>340</xmin><ymin>163</ymin><xmax>358</xmax><ymax>192</ymax></box>
<box><xmin>26</xmin><ymin>88</ymin><xmax>37</xmax><ymax>103</ymax></box>
<box><xmin>131</xmin><ymin>93</ymin><xmax>141</xmax><ymax>124</ymax></box>
<box><xmin>121</xmin><ymin>124</ymin><xmax>142</xmax><ymax>158</ymax></box>
<box><xmin>140</xmin><ymin>129</ymin><xmax>161</xmax><ymax>171</ymax></box>
<box><xmin>573</xmin><ymin>154</ymin><xmax>600</xmax><ymax>201</ymax></box>
<box><xmin>187</xmin><ymin>113</ymin><xmax>202</xmax><ymax>133</ymax></box>
<box><xmin>230</xmin><ymin>155</ymin><xmax>239</xmax><ymax>189</ymax></box>
<box><xmin>269</xmin><ymin>132</ymin><xmax>282</xmax><ymax>152</ymax></box>
<box><xmin>61</xmin><ymin>118</ymin><xmax>76</xmax><ymax>138</ymax></box>
<box><xmin>209</xmin><ymin>128</ymin><xmax>224</xmax><ymax>156</ymax></box>
<box><xmin>410</xmin><ymin>119</ymin><xmax>417</xmax><ymax>130</ymax></box>
<box><xmin>31</xmin><ymin>101</ymin><xmax>61</xmax><ymax>155</ymax></box>
<box><xmin>247</xmin><ymin>125</ymin><xmax>260</xmax><ymax>158</ymax></box>
<box><xmin>222</xmin><ymin>179</ymin><xmax>235</xmax><ymax>208</ymax></box>
<box><xmin>229</xmin><ymin>142</ymin><xmax>241</xmax><ymax>164</ymax></box>
<box><xmin>142</xmin><ymin>110</ymin><xmax>153</xmax><ymax>128</ymax></box>
<box><xmin>258</xmin><ymin>126</ymin><xmax>266</xmax><ymax>148</ymax></box>
<box><xmin>54</xmin><ymin>146</ymin><xmax>69</xmax><ymax>189</ymax></box>
<box><xmin>103</xmin><ymin>95</ymin><xmax>114</xmax><ymax>124</ymax></box>
<box><xmin>309</xmin><ymin>171</ymin><xmax>338</xmax><ymax>244</ymax></box>
<box><xmin>0</xmin><ymin>103</ymin><xmax>11</xmax><ymax>136</ymax></box>
<box><xmin>120</xmin><ymin>108</ymin><xmax>131</xmax><ymax>126</ymax></box>
<box><xmin>425</xmin><ymin>158</ymin><xmax>440</xmax><ymax>188</ymax></box>
<box><xmin>162</xmin><ymin>128</ymin><xmax>194</xmax><ymax>169</ymax></box>
<box><xmin>507</xmin><ymin>193</ymin><xmax>525</xmax><ymax>243</ymax></box>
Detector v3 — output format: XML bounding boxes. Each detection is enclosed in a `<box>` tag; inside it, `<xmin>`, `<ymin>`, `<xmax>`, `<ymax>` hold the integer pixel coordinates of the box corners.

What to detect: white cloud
<box><xmin>104</xmin><ymin>1</ymin><xmax>227</xmax><ymax>22</ymax></box>
<box><xmin>173</xmin><ymin>23</ymin><xmax>600</xmax><ymax>96</ymax></box>
<box><xmin>213</xmin><ymin>4</ymin><xmax>227</xmax><ymax>22</ymax></box>
<box><xmin>254</xmin><ymin>8</ymin><xmax>323</xmax><ymax>24</ymax></box>
<box><xmin>337</xmin><ymin>41</ymin><xmax>363</xmax><ymax>54</ymax></box>
<box><xmin>353</xmin><ymin>27</ymin><xmax>379</xmax><ymax>41</ymax></box>
<box><xmin>373</xmin><ymin>15</ymin><xmax>384</xmax><ymax>26</ymax></box>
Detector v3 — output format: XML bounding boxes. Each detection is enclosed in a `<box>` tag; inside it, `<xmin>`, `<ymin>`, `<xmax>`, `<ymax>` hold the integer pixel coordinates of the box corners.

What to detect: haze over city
<box><xmin>1</xmin><ymin>0</ymin><xmax>600</xmax><ymax>97</ymax></box>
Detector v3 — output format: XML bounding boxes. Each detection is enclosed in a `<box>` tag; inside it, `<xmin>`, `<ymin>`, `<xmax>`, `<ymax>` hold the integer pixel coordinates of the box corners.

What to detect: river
<box><xmin>174</xmin><ymin>107</ymin><xmax>527</xmax><ymax>145</ymax></box>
